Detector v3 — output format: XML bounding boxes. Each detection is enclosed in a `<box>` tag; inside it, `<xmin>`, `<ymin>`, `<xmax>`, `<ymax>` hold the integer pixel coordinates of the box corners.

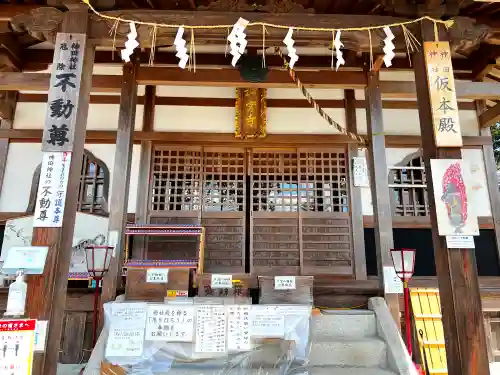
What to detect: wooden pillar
<box><xmin>345</xmin><ymin>89</ymin><xmax>367</xmax><ymax>280</ymax></box>
<box><xmin>0</xmin><ymin>90</ymin><xmax>17</xmax><ymax>196</ymax></box>
<box><xmin>101</xmin><ymin>52</ymin><xmax>140</xmax><ymax>305</ymax></box>
<box><xmin>133</xmin><ymin>85</ymin><xmax>155</xmax><ymax>259</ymax></box>
<box><xmin>413</xmin><ymin>20</ymin><xmax>489</xmax><ymax>375</ymax></box>
<box><xmin>476</xmin><ymin>101</ymin><xmax>500</xmax><ymax>265</ymax></box>
<box><xmin>365</xmin><ymin>70</ymin><xmax>400</xmax><ymax>327</ymax></box>
<box><xmin>26</xmin><ymin>7</ymin><xmax>94</xmax><ymax>375</ymax></box>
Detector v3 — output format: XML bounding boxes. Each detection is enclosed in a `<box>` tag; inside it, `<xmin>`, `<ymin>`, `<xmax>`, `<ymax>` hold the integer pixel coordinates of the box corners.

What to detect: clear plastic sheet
<box><xmin>102</xmin><ymin>298</ymin><xmax>312</xmax><ymax>375</ymax></box>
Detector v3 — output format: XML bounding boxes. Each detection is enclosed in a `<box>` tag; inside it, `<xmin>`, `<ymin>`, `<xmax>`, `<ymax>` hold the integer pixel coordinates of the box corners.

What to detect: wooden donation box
<box><xmin>197</xmin><ymin>273</ymin><xmax>256</xmax><ymax>298</ymax></box>
<box><xmin>124</xmin><ymin>224</ymin><xmax>205</xmax><ymax>301</ymax></box>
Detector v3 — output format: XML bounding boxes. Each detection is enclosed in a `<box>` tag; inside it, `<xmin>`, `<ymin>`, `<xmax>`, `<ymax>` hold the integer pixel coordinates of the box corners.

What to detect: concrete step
<box><xmin>308</xmin><ymin>338</ymin><xmax>387</xmax><ymax>367</ymax></box>
<box><xmin>313</xmin><ymin>310</ymin><xmax>377</xmax><ymax>340</ymax></box>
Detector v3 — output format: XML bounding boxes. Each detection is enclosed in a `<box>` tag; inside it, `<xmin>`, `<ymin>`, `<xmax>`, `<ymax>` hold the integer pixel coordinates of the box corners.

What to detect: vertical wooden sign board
<box><xmin>32</xmin><ymin>33</ymin><xmax>86</xmax><ymax>228</ymax></box>
<box><xmin>424</xmin><ymin>42</ymin><xmax>463</xmax><ymax>148</ymax></box>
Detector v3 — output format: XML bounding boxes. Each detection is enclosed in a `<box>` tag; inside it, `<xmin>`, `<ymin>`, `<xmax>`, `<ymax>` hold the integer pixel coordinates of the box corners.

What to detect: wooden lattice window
<box><xmin>388</xmin><ymin>151</ymin><xmax>430</xmax><ymax>216</ymax></box>
<box><xmin>484</xmin><ymin>312</ymin><xmax>500</xmax><ymax>362</ymax></box>
<box><xmin>251</xmin><ymin>150</ymin><xmax>299</xmax><ymax>212</ymax></box>
<box><xmin>203</xmin><ymin>150</ymin><xmax>245</xmax><ymax>212</ymax></box>
<box><xmin>27</xmin><ymin>150</ymin><xmax>109</xmax><ymax>215</ymax></box>
<box><xmin>298</xmin><ymin>150</ymin><xmax>349</xmax><ymax>213</ymax></box>
<box><xmin>150</xmin><ymin>148</ymin><xmax>202</xmax><ymax>212</ymax></box>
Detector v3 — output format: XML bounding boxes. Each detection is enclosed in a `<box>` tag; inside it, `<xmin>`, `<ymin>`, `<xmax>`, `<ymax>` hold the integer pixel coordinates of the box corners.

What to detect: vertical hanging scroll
<box><xmin>235</xmin><ymin>88</ymin><xmax>267</xmax><ymax>139</ymax></box>
<box><xmin>423</xmin><ymin>42</ymin><xmax>462</xmax><ymax>147</ymax></box>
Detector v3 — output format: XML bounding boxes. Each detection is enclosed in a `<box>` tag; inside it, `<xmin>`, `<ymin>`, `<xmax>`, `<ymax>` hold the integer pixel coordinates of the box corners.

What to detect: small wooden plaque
<box><xmin>125</xmin><ymin>268</ymin><xmax>190</xmax><ymax>301</ymax></box>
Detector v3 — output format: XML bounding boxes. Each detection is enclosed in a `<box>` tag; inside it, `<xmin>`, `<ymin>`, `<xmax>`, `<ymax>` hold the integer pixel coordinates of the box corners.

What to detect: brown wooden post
<box><xmin>345</xmin><ymin>89</ymin><xmax>367</xmax><ymax>280</ymax></box>
<box><xmin>476</xmin><ymin>101</ymin><xmax>500</xmax><ymax>265</ymax></box>
<box><xmin>26</xmin><ymin>7</ymin><xmax>94</xmax><ymax>375</ymax></box>
<box><xmin>101</xmin><ymin>52</ymin><xmax>140</xmax><ymax>305</ymax></box>
<box><xmin>414</xmin><ymin>20</ymin><xmax>490</xmax><ymax>375</ymax></box>
<box><xmin>365</xmin><ymin>70</ymin><xmax>401</xmax><ymax>328</ymax></box>
<box><xmin>0</xmin><ymin>90</ymin><xmax>17</xmax><ymax>196</ymax></box>
<box><xmin>132</xmin><ymin>85</ymin><xmax>155</xmax><ymax>259</ymax></box>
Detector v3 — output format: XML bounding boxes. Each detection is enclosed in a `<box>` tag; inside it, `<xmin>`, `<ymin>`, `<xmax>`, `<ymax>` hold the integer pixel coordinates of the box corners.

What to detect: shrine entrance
<box><xmin>146</xmin><ymin>145</ymin><xmax>353</xmax><ymax>276</ymax></box>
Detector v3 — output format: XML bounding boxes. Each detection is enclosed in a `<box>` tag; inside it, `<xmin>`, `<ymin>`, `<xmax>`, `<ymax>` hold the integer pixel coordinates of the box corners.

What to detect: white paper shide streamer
<box><xmin>227</xmin><ymin>17</ymin><xmax>249</xmax><ymax>67</ymax></box>
<box><xmin>121</xmin><ymin>22</ymin><xmax>139</xmax><ymax>63</ymax></box>
<box><xmin>383</xmin><ymin>27</ymin><xmax>395</xmax><ymax>67</ymax></box>
<box><xmin>334</xmin><ymin>31</ymin><xmax>344</xmax><ymax>71</ymax></box>
<box><xmin>174</xmin><ymin>27</ymin><xmax>189</xmax><ymax>69</ymax></box>
<box><xmin>283</xmin><ymin>28</ymin><xmax>298</xmax><ymax>69</ymax></box>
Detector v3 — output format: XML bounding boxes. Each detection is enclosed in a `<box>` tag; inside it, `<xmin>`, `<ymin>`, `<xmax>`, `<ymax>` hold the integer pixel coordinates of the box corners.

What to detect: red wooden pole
<box><xmin>92</xmin><ymin>277</ymin><xmax>101</xmax><ymax>347</ymax></box>
<box><xmin>403</xmin><ymin>280</ymin><xmax>413</xmax><ymax>358</ymax></box>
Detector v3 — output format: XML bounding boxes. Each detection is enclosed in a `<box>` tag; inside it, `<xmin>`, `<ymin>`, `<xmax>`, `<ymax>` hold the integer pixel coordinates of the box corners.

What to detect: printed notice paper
<box><xmin>274</xmin><ymin>276</ymin><xmax>296</xmax><ymax>290</ymax></box>
<box><xmin>250</xmin><ymin>305</ymin><xmax>285</xmax><ymax>338</ymax></box>
<box><xmin>146</xmin><ymin>268</ymin><xmax>169</xmax><ymax>283</ymax></box>
<box><xmin>211</xmin><ymin>274</ymin><xmax>232</xmax><ymax>289</ymax></box>
<box><xmin>105</xmin><ymin>303</ymin><xmax>147</xmax><ymax>358</ymax></box>
<box><xmin>145</xmin><ymin>305</ymin><xmax>194</xmax><ymax>342</ymax></box>
<box><xmin>195</xmin><ymin>306</ymin><xmax>227</xmax><ymax>353</ymax></box>
<box><xmin>227</xmin><ymin>305</ymin><xmax>251</xmax><ymax>351</ymax></box>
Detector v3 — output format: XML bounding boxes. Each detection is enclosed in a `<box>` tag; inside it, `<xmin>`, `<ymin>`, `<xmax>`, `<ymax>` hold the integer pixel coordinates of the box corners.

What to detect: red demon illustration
<box><xmin>441</xmin><ymin>162</ymin><xmax>467</xmax><ymax>233</ymax></box>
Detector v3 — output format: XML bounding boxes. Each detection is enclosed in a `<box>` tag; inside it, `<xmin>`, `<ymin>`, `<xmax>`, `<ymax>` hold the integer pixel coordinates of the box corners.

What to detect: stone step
<box><xmin>159</xmin><ymin>366</ymin><xmax>396</xmax><ymax>375</ymax></box>
<box><xmin>308</xmin><ymin>338</ymin><xmax>387</xmax><ymax>367</ymax></box>
<box><xmin>313</xmin><ymin>310</ymin><xmax>377</xmax><ymax>340</ymax></box>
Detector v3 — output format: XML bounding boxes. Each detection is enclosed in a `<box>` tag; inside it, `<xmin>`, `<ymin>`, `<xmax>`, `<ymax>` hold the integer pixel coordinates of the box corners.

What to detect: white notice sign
<box><xmin>105</xmin><ymin>303</ymin><xmax>147</xmax><ymax>358</ymax></box>
<box><xmin>146</xmin><ymin>268</ymin><xmax>169</xmax><ymax>283</ymax></box>
<box><xmin>2</xmin><ymin>246</ymin><xmax>49</xmax><ymax>275</ymax></box>
<box><xmin>352</xmin><ymin>156</ymin><xmax>369</xmax><ymax>187</ymax></box>
<box><xmin>195</xmin><ymin>306</ymin><xmax>227</xmax><ymax>353</ymax></box>
<box><xmin>211</xmin><ymin>274</ymin><xmax>232</xmax><ymax>289</ymax></box>
<box><xmin>274</xmin><ymin>276</ymin><xmax>296</xmax><ymax>290</ymax></box>
<box><xmin>227</xmin><ymin>305</ymin><xmax>251</xmax><ymax>351</ymax></box>
<box><xmin>446</xmin><ymin>235</ymin><xmax>475</xmax><ymax>249</ymax></box>
<box><xmin>250</xmin><ymin>305</ymin><xmax>285</xmax><ymax>338</ymax></box>
<box><xmin>0</xmin><ymin>319</ymin><xmax>36</xmax><ymax>375</ymax></box>
<box><xmin>145</xmin><ymin>305</ymin><xmax>194</xmax><ymax>342</ymax></box>
<box><xmin>383</xmin><ymin>266</ymin><xmax>403</xmax><ymax>294</ymax></box>
<box><xmin>33</xmin><ymin>152</ymin><xmax>71</xmax><ymax>228</ymax></box>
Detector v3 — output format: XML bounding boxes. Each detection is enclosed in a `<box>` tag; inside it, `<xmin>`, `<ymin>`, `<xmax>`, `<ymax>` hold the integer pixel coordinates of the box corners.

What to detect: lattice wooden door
<box><xmin>298</xmin><ymin>148</ymin><xmax>353</xmax><ymax>275</ymax></box>
<box><xmin>249</xmin><ymin>149</ymin><xmax>301</xmax><ymax>275</ymax></box>
<box><xmin>201</xmin><ymin>148</ymin><xmax>246</xmax><ymax>273</ymax></box>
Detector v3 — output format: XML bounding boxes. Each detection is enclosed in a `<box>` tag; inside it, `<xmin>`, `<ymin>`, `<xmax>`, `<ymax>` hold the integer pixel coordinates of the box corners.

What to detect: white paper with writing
<box><xmin>146</xmin><ymin>268</ymin><xmax>169</xmax><ymax>283</ymax></box>
<box><xmin>145</xmin><ymin>305</ymin><xmax>194</xmax><ymax>342</ymax></box>
<box><xmin>250</xmin><ymin>305</ymin><xmax>285</xmax><ymax>338</ymax></box>
<box><xmin>227</xmin><ymin>305</ymin><xmax>251</xmax><ymax>351</ymax></box>
<box><xmin>274</xmin><ymin>276</ymin><xmax>296</xmax><ymax>290</ymax></box>
<box><xmin>211</xmin><ymin>274</ymin><xmax>233</xmax><ymax>289</ymax></box>
<box><xmin>446</xmin><ymin>235</ymin><xmax>475</xmax><ymax>249</ymax></box>
<box><xmin>195</xmin><ymin>305</ymin><xmax>227</xmax><ymax>353</ymax></box>
<box><xmin>383</xmin><ymin>266</ymin><xmax>403</xmax><ymax>294</ymax></box>
<box><xmin>105</xmin><ymin>303</ymin><xmax>147</xmax><ymax>358</ymax></box>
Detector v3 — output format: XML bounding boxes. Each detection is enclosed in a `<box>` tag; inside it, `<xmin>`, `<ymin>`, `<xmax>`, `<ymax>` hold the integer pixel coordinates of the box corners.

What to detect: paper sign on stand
<box><xmin>211</xmin><ymin>274</ymin><xmax>232</xmax><ymax>289</ymax></box>
<box><xmin>145</xmin><ymin>305</ymin><xmax>194</xmax><ymax>342</ymax></box>
<box><xmin>227</xmin><ymin>305</ymin><xmax>251</xmax><ymax>351</ymax></box>
<box><xmin>0</xmin><ymin>319</ymin><xmax>36</xmax><ymax>375</ymax></box>
<box><xmin>34</xmin><ymin>321</ymin><xmax>48</xmax><ymax>352</ymax></box>
<box><xmin>274</xmin><ymin>276</ymin><xmax>296</xmax><ymax>290</ymax></box>
<box><xmin>195</xmin><ymin>306</ymin><xmax>227</xmax><ymax>353</ymax></box>
<box><xmin>446</xmin><ymin>235</ymin><xmax>475</xmax><ymax>249</ymax></box>
<box><xmin>146</xmin><ymin>268</ymin><xmax>169</xmax><ymax>283</ymax></box>
<box><xmin>2</xmin><ymin>246</ymin><xmax>49</xmax><ymax>275</ymax></box>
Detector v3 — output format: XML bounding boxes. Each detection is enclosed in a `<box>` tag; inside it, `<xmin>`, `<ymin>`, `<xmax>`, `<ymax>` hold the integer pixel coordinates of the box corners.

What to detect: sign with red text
<box><xmin>0</xmin><ymin>319</ymin><xmax>36</xmax><ymax>375</ymax></box>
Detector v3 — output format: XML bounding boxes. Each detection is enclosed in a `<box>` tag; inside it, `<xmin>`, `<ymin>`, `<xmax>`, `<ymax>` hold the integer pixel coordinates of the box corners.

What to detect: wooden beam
<box><xmin>477</xmin><ymin>101</ymin><xmax>500</xmax><ymax>269</ymax></box>
<box><xmin>133</xmin><ymin>85</ymin><xmax>155</xmax><ymax>259</ymax></box>
<box><xmin>14</xmin><ymin>92</ymin><xmax>478</xmax><ymax>110</ymax></box>
<box><xmin>101</xmin><ymin>53</ymin><xmax>140</xmax><ymax>309</ymax></box>
<box><xmin>26</xmin><ymin>8</ymin><xmax>94</xmax><ymax>375</ymax></box>
<box><xmin>345</xmin><ymin>89</ymin><xmax>367</xmax><ymax>280</ymax></box>
<box><xmin>0</xmin><ymin>91</ymin><xmax>17</xmax><ymax>198</ymax></box>
<box><xmin>414</xmin><ymin>20</ymin><xmax>490</xmax><ymax>375</ymax></box>
<box><xmin>22</xmin><ymin>49</ymin><xmax>475</xmax><ymax>73</ymax></box>
<box><xmin>380</xmin><ymin>80</ymin><xmax>500</xmax><ymax>99</ymax></box>
<box><xmin>0</xmin><ymin>129</ymin><xmax>491</xmax><ymax>147</ymax></box>
<box><xmin>0</xmin><ymin>4</ymin><xmax>42</xmax><ymax>21</ymax></box>
<box><xmin>0</xmin><ymin>68</ymin><xmax>497</xmax><ymax>96</ymax></box>
<box><xmin>365</xmin><ymin>70</ymin><xmax>400</xmax><ymax>328</ymax></box>
<box><xmin>479</xmin><ymin>103</ymin><xmax>500</xmax><ymax>128</ymax></box>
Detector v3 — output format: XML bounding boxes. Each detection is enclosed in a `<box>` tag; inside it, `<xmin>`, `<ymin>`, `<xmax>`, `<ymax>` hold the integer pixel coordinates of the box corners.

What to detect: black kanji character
<box><xmin>46</xmin><ymin>124</ymin><xmax>70</xmax><ymax>147</ymax></box>
<box><xmin>56</xmin><ymin>63</ymin><xmax>66</xmax><ymax>71</ymax></box>
<box><xmin>434</xmin><ymin>76</ymin><xmax>452</xmax><ymax>92</ymax></box>
<box><xmin>38</xmin><ymin>198</ymin><xmax>51</xmax><ymax>209</ymax></box>
<box><xmin>37</xmin><ymin>210</ymin><xmax>48</xmax><ymax>221</ymax></box>
<box><xmin>204</xmin><ymin>285</ymin><xmax>213</xmax><ymax>296</ymax></box>
<box><xmin>49</xmin><ymin>98</ymin><xmax>74</xmax><ymax>119</ymax></box>
<box><xmin>40</xmin><ymin>186</ymin><xmax>51</xmax><ymax>197</ymax></box>
<box><xmin>437</xmin><ymin>97</ymin><xmax>454</xmax><ymax>114</ymax></box>
<box><xmin>440</xmin><ymin>51</ymin><xmax>449</xmax><ymax>59</ymax></box>
<box><xmin>60</xmin><ymin>43</ymin><xmax>68</xmax><ymax>51</ymax></box>
<box><xmin>53</xmin><ymin>73</ymin><xmax>76</xmax><ymax>92</ymax></box>
<box><xmin>69</xmin><ymin>57</ymin><xmax>78</xmax><ymax>70</ymax></box>
<box><xmin>438</xmin><ymin>117</ymin><xmax>457</xmax><ymax>133</ymax></box>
